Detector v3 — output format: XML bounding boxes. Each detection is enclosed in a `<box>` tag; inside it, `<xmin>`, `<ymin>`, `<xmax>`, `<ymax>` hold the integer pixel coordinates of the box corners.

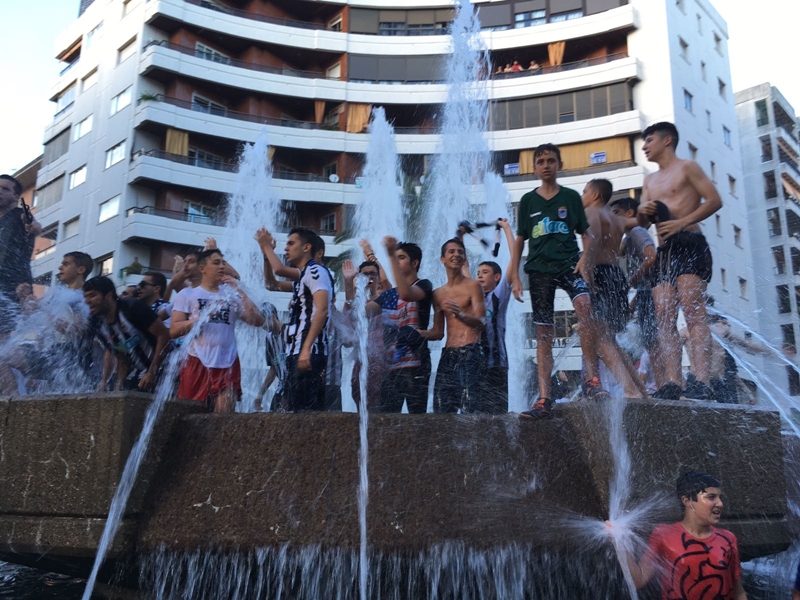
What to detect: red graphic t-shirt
<box><xmin>645</xmin><ymin>523</ymin><xmax>741</xmax><ymax>600</ymax></box>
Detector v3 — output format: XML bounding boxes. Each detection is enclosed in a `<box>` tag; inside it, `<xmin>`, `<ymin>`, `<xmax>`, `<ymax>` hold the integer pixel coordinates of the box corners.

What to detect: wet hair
<box><xmin>197</xmin><ymin>249</ymin><xmax>223</xmax><ymax>265</ymax></box>
<box><xmin>643</xmin><ymin>122</ymin><xmax>680</xmax><ymax>149</ymax></box>
<box><xmin>440</xmin><ymin>237</ymin><xmax>466</xmax><ymax>257</ymax></box>
<box><xmin>609</xmin><ymin>198</ymin><xmax>639</xmax><ymax>214</ymax></box>
<box><xmin>587</xmin><ymin>179</ymin><xmax>613</xmax><ymax>204</ymax></box>
<box><xmin>312</xmin><ymin>233</ymin><xmax>325</xmax><ymax>259</ymax></box>
<box><xmin>143</xmin><ymin>270</ymin><xmax>167</xmax><ymax>297</ymax></box>
<box><xmin>533</xmin><ymin>143</ymin><xmax>562</xmax><ymax>163</ymax></box>
<box><xmin>184</xmin><ymin>246</ymin><xmax>203</xmax><ymax>262</ymax></box>
<box><xmin>64</xmin><ymin>251</ymin><xmax>93</xmax><ymax>277</ymax></box>
<box><xmin>83</xmin><ymin>276</ymin><xmax>117</xmax><ymax>298</ymax></box>
<box><xmin>358</xmin><ymin>260</ymin><xmax>379</xmax><ymax>273</ymax></box>
<box><xmin>289</xmin><ymin>227</ymin><xmax>319</xmax><ymax>256</ymax></box>
<box><xmin>0</xmin><ymin>175</ymin><xmax>22</xmax><ymax>196</ymax></box>
<box><xmin>677</xmin><ymin>471</ymin><xmax>721</xmax><ymax>505</ymax></box>
<box><xmin>396</xmin><ymin>242</ymin><xmax>422</xmax><ymax>271</ymax></box>
<box><xmin>478</xmin><ymin>261</ymin><xmax>502</xmax><ymax>276</ymax></box>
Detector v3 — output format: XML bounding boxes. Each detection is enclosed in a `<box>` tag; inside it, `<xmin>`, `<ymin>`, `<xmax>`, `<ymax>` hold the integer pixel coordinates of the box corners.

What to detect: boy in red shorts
<box><xmin>618</xmin><ymin>471</ymin><xmax>747</xmax><ymax>600</ymax></box>
<box><xmin>171</xmin><ymin>249</ymin><xmax>264</xmax><ymax>412</ymax></box>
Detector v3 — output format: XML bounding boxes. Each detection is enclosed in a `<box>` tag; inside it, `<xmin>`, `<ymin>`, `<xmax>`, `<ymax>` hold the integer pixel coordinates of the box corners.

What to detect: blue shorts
<box><xmin>527</xmin><ymin>269</ymin><xmax>589</xmax><ymax>326</ymax></box>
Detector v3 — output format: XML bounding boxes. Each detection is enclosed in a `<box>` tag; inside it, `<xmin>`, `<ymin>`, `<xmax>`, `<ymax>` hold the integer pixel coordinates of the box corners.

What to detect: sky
<box><xmin>0</xmin><ymin>0</ymin><xmax>798</xmax><ymax>175</ymax></box>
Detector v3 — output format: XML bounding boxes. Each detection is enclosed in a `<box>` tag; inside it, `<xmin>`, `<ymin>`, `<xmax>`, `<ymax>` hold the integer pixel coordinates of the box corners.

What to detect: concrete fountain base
<box><xmin>0</xmin><ymin>393</ymin><xmax>789</xmax><ymax>594</ymax></box>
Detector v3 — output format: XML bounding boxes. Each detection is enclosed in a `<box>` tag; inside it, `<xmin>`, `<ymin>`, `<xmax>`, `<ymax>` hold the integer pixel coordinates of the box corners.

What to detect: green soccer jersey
<box><xmin>516</xmin><ymin>185</ymin><xmax>589</xmax><ymax>274</ymax></box>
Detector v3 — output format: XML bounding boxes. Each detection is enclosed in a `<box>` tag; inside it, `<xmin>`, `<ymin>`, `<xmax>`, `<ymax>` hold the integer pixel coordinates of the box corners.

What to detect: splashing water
<box><xmin>224</xmin><ymin>131</ymin><xmax>282</xmax><ymax>410</ymax></box>
<box><xmin>81</xmin><ymin>289</ymin><xmax>243</xmax><ymax>600</ymax></box>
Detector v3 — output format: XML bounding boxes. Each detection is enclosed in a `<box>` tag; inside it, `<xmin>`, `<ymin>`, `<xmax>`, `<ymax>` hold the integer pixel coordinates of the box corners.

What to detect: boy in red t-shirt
<box><xmin>619</xmin><ymin>471</ymin><xmax>747</xmax><ymax>600</ymax></box>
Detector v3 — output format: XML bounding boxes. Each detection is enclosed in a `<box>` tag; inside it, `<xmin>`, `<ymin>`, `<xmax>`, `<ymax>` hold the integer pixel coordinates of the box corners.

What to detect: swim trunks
<box><xmin>527</xmin><ymin>269</ymin><xmax>589</xmax><ymax>325</ymax></box>
<box><xmin>591</xmin><ymin>264</ymin><xmax>629</xmax><ymax>333</ymax></box>
<box><xmin>654</xmin><ymin>231</ymin><xmax>712</xmax><ymax>286</ymax></box>
<box><xmin>433</xmin><ymin>343</ymin><xmax>484</xmax><ymax>413</ymax></box>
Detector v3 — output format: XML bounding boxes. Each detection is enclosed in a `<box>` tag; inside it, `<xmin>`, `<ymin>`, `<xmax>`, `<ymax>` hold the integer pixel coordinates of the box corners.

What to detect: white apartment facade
<box><xmin>31</xmin><ymin>0</ymin><xmax>756</xmax><ymax>386</ymax></box>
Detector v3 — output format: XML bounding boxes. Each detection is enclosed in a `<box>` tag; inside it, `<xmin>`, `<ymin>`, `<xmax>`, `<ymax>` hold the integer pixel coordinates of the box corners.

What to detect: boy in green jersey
<box><xmin>509</xmin><ymin>144</ymin><xmax>604</xmax><ymax>418</ymax></box>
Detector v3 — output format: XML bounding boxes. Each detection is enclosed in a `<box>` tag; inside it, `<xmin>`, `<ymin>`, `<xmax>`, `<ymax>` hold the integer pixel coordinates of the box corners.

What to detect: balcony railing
<box><xmin>500</xmin><ymin>160</ymin><xmax>635</xmax><ymax>182</ymax></box>
<box><xmin>126</xmin><ymin>205</ymin><xmax>225</xmax><ymax>227</ymax></box>
<box><xmin>132</xmin><ymin>149</ymin><xmax>358</xmax><ymax>183</ymax></box>
<box><xmin>184</xmin><ymin>0</ymin><xmax>326</xmax><ymax>31</ymax></box>
<box><xmin>490</xmin><ymin>52</ymin><xmax>628</xmax><ymax>79</ymax></box>
<box><xmin>59</xmin><ymin>59</ymin><xmax>80</xmax><ymax>76</ymax></box>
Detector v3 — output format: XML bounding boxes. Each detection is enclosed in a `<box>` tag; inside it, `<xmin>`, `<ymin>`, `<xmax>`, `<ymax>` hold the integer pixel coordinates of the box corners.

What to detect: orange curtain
<box><xmin>559</xmin><ymin>138</ymin><xmax>631</xmax><ymax>171</ymax></box>
<box><xmin>518</xmin><ymin>150</ymin><xmax>534</xmax><ymax>175</ymax></box>
<box><xmin>314</xmin><ymin>100</ymin><xmax>326</xmax><ymax>124</ymax></box>
<box><xmin>165</xmin><ymin>128</ymin><xmax>188</xmax><ymax>156</ymax></box>
<box><xmin>548</xmin><ymin>41</ymin><xmax>566</xmax><ymax>67</ymax></box>
<box><xmin>346</xmin><ymin>103</ymin><xmax>372</xmax><ymax>133</ymax></box>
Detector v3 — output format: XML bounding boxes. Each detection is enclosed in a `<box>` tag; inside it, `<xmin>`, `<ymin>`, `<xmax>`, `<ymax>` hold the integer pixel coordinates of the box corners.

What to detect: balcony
<box><xmin>126</xmin><ymin>205</ymin><xmax>225</xmax><ymax>227</ymax></box>
<box><xmin>490</xmin><ymin>52</ymin><xmax>628</xmax><ymax>80</ymax></box>
<box><xmin>184</xmin><ymin>0</ymin><xmax>326</xmax><ymax>30</ymax></box>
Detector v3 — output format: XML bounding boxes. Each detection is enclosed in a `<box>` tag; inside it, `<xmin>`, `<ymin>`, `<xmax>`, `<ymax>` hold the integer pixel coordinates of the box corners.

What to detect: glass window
<box><xmin>733</xmin><ymin>225</ymin><xmax>742</xmax><ymax>247</ymax></box>
<box><xmin>491</xmin><ymin>102</ymin><xmax>507</xmax><ymax>131</ymax></box>
<box><xmin>679</xmin><ymin>37</ymin><xmax>689</xmax><ymax>61</ymax></box>
<box><xmin>773</xmin><ymin>246</ymin><xmax>786</xmax><ymax>274</ymax></box>
<box><xmin>68</xmin><ymin>166</ymin><xmax>87</xmax><ymax>190</ymax></box>
<box><xmin>508</xmin><ymin>100</ymin><xmax>524</xmax><ymax>130</ymax></box>
<box><xmin>684</xmin><ymin>90</ymin><xmax>693</xmax><ymax>113</ymax></box>
<box><xmin>118</xmin><ymin>38</ymin><xmax>137</xmax><ymax>64</ymax></box>
<box><xmin>557</xmin><ymin>94</ymin><xmax>574</xmax><ymax>123</ymax></box>
<box><xmin>105</xmin><ymin>141</ymin><xmax>126</xmax><ymax>168</ymax></box>
<box><xmin>592</xmin><ymin>88</ymin><xmax>608</xmax><ymax>118</ymax></box>
<box><xmin>713</xmin><ymin>32</ymin><xmax>723</xmax><ymax>55</ymax></box>
<box><xmin>549</xmin><ymin>10</ymin><xmax>583</xmax><ymax>22</ymax></box>
<box><xmin>777</xmin><ymin>284</ymin><xmax>791</xmax><ymax>313</ymax></box>
<box><xmin>85</xmin><ymin>21</ymin><xmax>103</xmax><ymax>48</ymax></box>
<box><xmin>74</xmin><ymin>114</ymin><xmax>93</xmax><ymax>141</ymax></box>
<box><xmin>43</xmin><ymin>129</ymin><xmax>70</xmax><ymax>166</ymax></box>
<box><xmin>97</xmin><ymin>255</ymin><xmax>114</xmax><ymax>276</ymax></box>
<box><xmin>761</xmin><ymin>136</ymin><xmax>773</xmax><ymax>162</ymax></box>
<box><xmin>718</xmin><ymin>79</ymin><xmax>727</xmax><ymax>99</ymax></box>
<box><xmin>728</xmin><ymin>175</ymin><xmax>736</xmax><ymax>197</ymax></box>
<box><xmin>82</xmin><ymin>69</ymin><xmax>98</xmax><ymax>92</ymax></box>
<box><xmin>64</xmin><ymin>218</ymin><xmax>80</xmax><ymax>239</ymax></box>
<box><xmin>110</xmin><ymin>87</ymin><xmax>132</xmax><ymax>115</ymax></box>
<box><xmin>379</xmin><ymin>22</ymin><xmax>405</xmax><ymax>36</ymax></box>
<box><xmin>33</xmin><ymin>175</ymin><xmax>64</xmax><ymax>211</ymax></box>
<box><xmin>756</xmin><ymin>100</ymin><xmax>769</xmax><ymax>126</ymax></box>
<box><xmin>514</xmin><ymin>10</ymin><xmax>546</xmax><ymax>28</ymax></box>
<box><xmin>767</xmin><ymin>207</ymin><xmax>782</xmax><ymax>235</ymax></box>
<box><xmin>195</xmin><ymin>42</ymin><xmax>230</xmax><ymax>64</ymax></box>
<box><xmin>739</xmin><ymin>278</ymin><xmax>747</xmax><ymax>299</ymax></box>
<box><xmin>723</xmin><ymin>126</ymin><xmax>731</xmax><ymax>147</ymax></box>
<box><xmin>98</xmin><ymin>196</ymin><xmax>120</xmax><ymax>223</ymax></box>
<box><xmin>188</xmin><ymin>147</ymin><xmax>223</xmax><ymax>169</ymax></box>
<box><xmin>191</xmin><ymin>95</ymin><xmax>226</xmax><ymax>117</ymax></box>
<box><xmin>55</xmin><ymin>84</ymin><xmax>76</xmax><ymax>115</ymax></box>
<box><xmin>321</xmin><ymin>213</ymin><xmax>336</xmax><ymax>233</ymax></box>
<box><xmin>523</xmin><ymin>98</ymin><xmax>540</xmax><ymax>128</ymax></box>
<box><xmin>609</xmin><ymin>84</ymin><xmax>627</xmax><ymax>114</ymax></box>
<box><xmin>541</xmin><ymin>95</ymin><xmax>557</xmax><ymax>126</ymax></box>
<box><xmin>323</xmin><ymin>162</ymin><xmax>338</xmax><ymax>178</ymax></box>
<box><xmin>706</xmin><ymin>110</ymin><xmax>712</xmax><ymax>131</ymax></box>
<box><xmin>782</xmin><ymin>324</ymin><xmax>796</xmax><ymax>352</ymax></box>
<box><xmin>575</xmin><ymin>90</ymin><xmax>592</xmax><ymax>121</ymax></box>
<box><xmin>764</xmin><ymin>171</ymin><xmax>778</xmax><ymax>198</ymax></box>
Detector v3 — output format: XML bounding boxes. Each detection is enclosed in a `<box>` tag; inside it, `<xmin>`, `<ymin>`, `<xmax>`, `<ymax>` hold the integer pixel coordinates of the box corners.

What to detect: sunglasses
<box><xmin>137</xmin><ymin>281</ymin><xmax>154</xmax><ymax>288</ymax></box>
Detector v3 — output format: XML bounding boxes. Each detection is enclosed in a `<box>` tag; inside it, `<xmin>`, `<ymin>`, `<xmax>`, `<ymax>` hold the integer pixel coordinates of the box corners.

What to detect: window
<box><xmin>773</xmin><ymin>246</ymin><xmax>787</xmax><ymax>275</ymax></box>
<box><xmin>85</xmin><ymin>21</ymin><xmax>103</xmax><ymax>48</ymax></box>
<box><xmin>684</xmin><ymin>90</ymin><xmax>693</xmax><ymax>113</ymax></box>
<box><xmin>379</xmin><ymin>22</ymin><xmax>406</xmax><ymax>36</ymax></box>
<box><xmin>715</xmin><ymin>214</ymin><xmax>721</xmax><ymax>237</ymax></box>
<box><xmin>765</xmin><ymin>171</ymin><xmax>778</xmax><ymax>198</ymax></box>
<box><xmin>326</xmin><ymin>63</ymin><xmax>341</xmax><ymax>80</ymax></box>
<box><xmin>718</xmin><ymin>79</ymin><xmax>727</xmax><ymax>99</ymax></box>
<box><xmin>713</xmin><ymin>32</ymin><xmax>723</xmax><ymax>55</ymax></box>
<box><xmin>43</xmin><ymin>128</ymin><xmax>70</xmax><ymax>165</ymax></box>
<box><xmin>105</xmin><ymin>141</ymin><xmax>126</xmax><ymax>168</ymax></box>
<box><xmin>723</xmin><ymin>126</ymin><xmax>731</xmax><ymax>147</ymax></box>
<box><xmin>64</xmin><ymin>217</ymin><xmax>80</xmax><ymax>239</ymax></box>
<box><xmin>768</xmin><ymin>208</ymin><xmax>782</xmax><ymax>236</ymax></box>
<box><xmin>184</xmin><ymin>202</ymin><xmax>216</xmax><ymax>223</ymax></box>
<box><xmin>728</xmin><ymin>175</ymin><xmax>737</xmax><ymax>197</ymax></box>
<box><xmin>98</xmin><ymin>195</ymin><xmax>120</xmax><ymax>223</ymax></box>
<box><xmin>688</xmin><ymin>143</ymin><xmax>698</xmax><ymax>160</ymax></box>
<box><xmin>706</xmin><ymin>110</ymin><xmax>712</xmax><ymax>132</ymax></box>
<box><xmin>756</xmin><ymin>100</ymin><xmax>769</xmax><ymax>126</ymax></box>
<box><xmin>710</xmin><ymin>161</ymin><xmax>716</xmax><ymax>182</ymax></box>
<box><xmin>676</xmin><ymin>0</ymin><xmax>685</xmax><ymax>12</ymax></box>
<box><xmin>117</xmin><ymin>38</ymin><xmax>137</xmax><ymax>64</ymax></box>
<box><xmin>191</xmin><ymin>95</ymin><xmax>226</xmax><ymax>116</ymax></box>
<box><xmin>55</xmin><ymin>84</ymin><xmax>76</xmax><ymax>115</ymax></box>
<box><xmin>782</xmin><ymin>324</ymin><xmax>796</xmax><ymax>353</ymax></box>
<box><xmin>96</xmin><ymin>255</ymin><xmax>114</xmax><ymax>276</ymax></box>
<box><xmin>514</xmin><ymin>10</ymin><xmax>546</xmax><ymax>28</ymax></box>
<box><xmin>700</xmin><ymin>61</ymin><xmax>706</xmax><ymax>82</ymax></box>
<box><xmin>68</xmin><ymin>166</ymin><xmax>87</xmax><ymax>189</ymax></box>
<box><xmin>320</xmin><ymin>213</ymin><xmax>336</xmax><ymax>233</ymax></box>
<box><xmin>696</xmin><ymin>14</ymin><xmax>703</xmax><ymax>34</ymax></box>
<box><xmin>188</xmin><ymin>148</ymin><xmax>223</xmax><ymax>169</ymax></box>
<box><xmin>323</xmin><ymin>162</ymin><xmax>338</xmax><ymax>179</ymax></box>
<box><xmin>739</xmin><ymin>278</ymin><xmax>747</xmax><ymax>299</ymax></box>
<box><xmin>778</xmin><ymin>284</ymin><xmax>791</xmax><ymax>313</ymax></box>
<box><xmin>33</xmin><ymin>175</ymin><xmax>65</xmax><ymax>211</ymax></box>
<box><xmin>194</xmin><ymin>42</ymin><xmax>229</xmax><ymax>64</ymax></box>
<box><xmin>110</xmin><ymin>87</ymin><xmax>132</xmax><ymax>115</ymax></box>
<box><xmin>679</xmin><ymin>37</ymin><xmax>689</xmax><ymax>61</ymax></box>
<box><xmin>74</xmin><ymin>114</ymin><xmax>93</xmax><ymax>141</ymax></box>
<box><xmin>733</xmin><ymin>225</ymin><xmax>742</xmax><ymax>247</ymax></box>
<box><xmin>123</xmin><ymin>0</ymin><xmax>134</xmax><ymax>16</ymax></box>
<box><xmin>549</xmin><ymin>10</ymin><xmax>583</xmax><ymax>22</ymax></box>
<box><xmin>82</xmin><ymin>69</ymin><xmax>98</xmax><ymax>92</ymax></box>
<box><xmin>327</xmin><ymin>15</ymin><xmax>343</xmax><ymax>31</ymax></box>
<box><xmin>761</xmin><ymin>136</ymin><xmax>773</xmax><ymax>162</ymax></box>
<box><xmin>720</xmin><ymin>268</ymin><xmax>727</xmax><ymax>291</ymax></box>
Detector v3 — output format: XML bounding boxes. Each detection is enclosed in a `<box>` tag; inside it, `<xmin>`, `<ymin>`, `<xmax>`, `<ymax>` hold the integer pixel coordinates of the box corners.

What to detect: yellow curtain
<box><xmin>267</xmin><ymin>146</ymin><xmax>276</xmax><ymax>161</ymax></box>
<box><xmin>346</xmin><ymin>103</ymin><xmax>372</xmax><ymax>133</ymax></box>
<box><xmin>315</xmin><ymin>100</ymin><xmax>326</xmax><ymax>124</ymax></box>
<box><xmin>559</xmin><ymin>138</ymin><xmax>631</xmax><ymax>171</ymax></box>
<box><xmin>165</xmin><ymin>128</ymin><xmax>188</xmax><ymax>156</ymax></box>
<box><xmin>548</xmin><ymin>41</ymin><xmax>566</xmax><ymax>67</ymax></box>
<box><xmin>518</xmin><ymin>150</ymin><xmax>534</xmax><ymax>175</ymax></box>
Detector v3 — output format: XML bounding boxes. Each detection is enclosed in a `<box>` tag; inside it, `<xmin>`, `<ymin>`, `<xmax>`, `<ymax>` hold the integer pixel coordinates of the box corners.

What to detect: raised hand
<box><xmin>255</xmin><ymin>227</ymin><xmax>274</xmax><ymax>249</ymax></box>
<box><xmin>342</xmin><ymin>259</ymin><xmax>358</xmax><ymax>281</ymax></box>
<box><xmin>204</xmin><ymin>237</ymin><xmax>218</xmax><ymax>250</ymax></box>
<box><xmin>382</xmin><ymin>236</ymin><xmax>398</xmax><ymax>254</ymax></box>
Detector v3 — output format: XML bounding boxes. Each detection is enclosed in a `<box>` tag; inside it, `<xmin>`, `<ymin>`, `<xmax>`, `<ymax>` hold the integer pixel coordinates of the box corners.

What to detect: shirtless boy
<box><xmin>581</xmin><ymin>179</ymin><xmax>644</xmax><ymax>398</ymax></box>
<box><xmin>638</xmin><ymin>122</ymin><xmax>722</xmax><ymax>400</ymax></box>
<box><xmin>424</xmin><ymin>238</ymin><xmax>486</xmax><ymax>413</ymax></box>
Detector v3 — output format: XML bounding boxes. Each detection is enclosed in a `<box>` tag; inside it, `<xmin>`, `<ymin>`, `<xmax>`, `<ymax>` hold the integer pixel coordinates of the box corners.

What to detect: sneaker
<box><xmin>652</xmin><ymin>382</ymin><xmax>683</xmax><ymax>400</ymax></box>
<box><xmin>582</xmin><ymin>377</ymin><xmax>611</xmax><ymax>401</ymax></box>
<box><xmin>520</xmin><ymin>398</ymin><xmax>553</xmax><ymax>419</ymax></box>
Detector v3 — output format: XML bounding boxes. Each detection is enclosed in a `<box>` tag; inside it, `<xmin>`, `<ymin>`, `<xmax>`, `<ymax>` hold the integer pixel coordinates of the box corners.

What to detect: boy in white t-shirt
<box><xmin>171</xmin><ymin>249</ymin><xmax>264</xmax><ymax>412</ymax></box>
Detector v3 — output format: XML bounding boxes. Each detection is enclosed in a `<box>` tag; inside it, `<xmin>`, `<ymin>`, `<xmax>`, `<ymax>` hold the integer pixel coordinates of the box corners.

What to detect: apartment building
<box><xmin>32</xmin><ymin>0</ymin><xmax>755</xmax><ymax>379</ymax></box>
<box><xmin>736</xmin><ymin>83</ymin><xmax>800</xmax><ymax>399</ymax></box>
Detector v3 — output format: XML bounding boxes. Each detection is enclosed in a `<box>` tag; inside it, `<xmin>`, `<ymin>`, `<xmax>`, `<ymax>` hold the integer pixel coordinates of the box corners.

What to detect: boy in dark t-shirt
<box><xmin>509</xmin><ymin>143</ymin><xmax>604</xmax><ymax>418</ymax></box>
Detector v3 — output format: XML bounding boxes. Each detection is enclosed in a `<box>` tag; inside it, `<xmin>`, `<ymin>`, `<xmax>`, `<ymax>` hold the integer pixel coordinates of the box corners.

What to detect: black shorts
<box><xmin>591</xmin><ymin>264</ymin><xmax>629</xmax><ymax>334</ymax></box>
<box><xmin>635</xmin><ymin>289</ymin><xmax>658</xmax><ymax>349</ymax></box>
<box><xmin>527</xmin><ymin>269</ymin><xmax>589</xmax><ymax>325</ymax></box>
<box><xmin>433</xmin><ymin>343</ymin><xmax>485</xmax><ymax>413</ymax></box>
<box><xmin>654</xmin><ymin>231</ymin><xmax>712</xmax><ymax>287</ymax></box>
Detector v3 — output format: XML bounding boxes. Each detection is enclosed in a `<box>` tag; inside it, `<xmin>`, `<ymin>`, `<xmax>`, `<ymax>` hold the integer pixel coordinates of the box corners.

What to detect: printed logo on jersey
<box><xmin>531</xmin><ymin>217</ymin><xmax>570</xmax><ymax>239</ymax></box>
<box><xmin>197</xmin><ymin>299</ymin><xmax>232</xmax><ymax>324</ymax></box>
<box><xmin>558</xmin><ymin>207</ymin><xmax>567</xmax><ymax>219</ymax></box>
